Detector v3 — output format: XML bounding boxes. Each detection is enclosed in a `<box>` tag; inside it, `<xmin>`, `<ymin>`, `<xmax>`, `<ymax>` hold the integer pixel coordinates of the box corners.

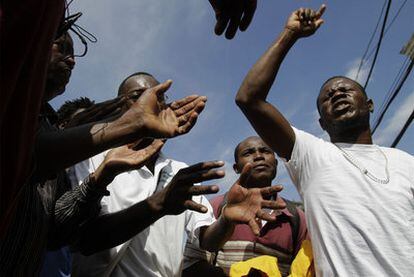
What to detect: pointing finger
<box><xmin>316</xmin><ymin>4</ymin><xmax>326</xmax><ymax>19</ymax></box>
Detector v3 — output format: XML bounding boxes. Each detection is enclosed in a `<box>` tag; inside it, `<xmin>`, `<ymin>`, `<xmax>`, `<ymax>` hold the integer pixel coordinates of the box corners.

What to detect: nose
<box><xmin>330</xmin><ymin>89</ymin><xmax>347</xmax><ymax>102</ymax></box>
<box><xmin>252</xmin><ymin>151</ymin><xmax>265</xmax><ymax>161</ymax></box>
<box><xmin>64</xmin><ymin>55</ymin><xmax>76</xmax><ymax>69</ymax></box>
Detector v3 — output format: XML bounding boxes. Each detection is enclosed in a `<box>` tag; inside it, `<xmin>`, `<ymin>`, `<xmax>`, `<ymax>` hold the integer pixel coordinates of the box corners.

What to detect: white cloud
<box><xmin>345</xmin><ymin>58</ymin><xmax>369</xmax><ymax>84</ymax></box>
<box><xmin>374</xmin><ymin>90</ymin><xmax>414</xmax><ymax>145</ymax></box>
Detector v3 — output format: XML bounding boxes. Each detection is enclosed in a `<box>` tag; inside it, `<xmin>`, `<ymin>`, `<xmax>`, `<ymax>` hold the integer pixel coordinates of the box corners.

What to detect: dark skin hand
<box><xmin>209</xmin><ymin>0</ymin><xmax>257</xmax><ymax>39</ymax></box>
<box><xmin>235</xmin><ymin>5</ymin><xmax>326</xmax><ymax>160</ymax></box>
<box><xmin>92</xmin><ymin>139</ymin><xmax>165</xmax><ymax>187</ymax></box>
<box><xmin>200</xmin><ymin>163</ymin><xmax>285</xmax><ymax>252</ymax></box>
<box><xmin>65</xmin><ymin>96</ymin><xmax>127</xmax><ymax>128</ymax></box>
<box><xmin>78</xmin><ymin>160</ymin><xmax>224</xmax><ymax>255</ymax></box>
<box><xmin>35</xmin><ymin>80</ymin><xmax>206</xmax><ymax>179</ymax></box>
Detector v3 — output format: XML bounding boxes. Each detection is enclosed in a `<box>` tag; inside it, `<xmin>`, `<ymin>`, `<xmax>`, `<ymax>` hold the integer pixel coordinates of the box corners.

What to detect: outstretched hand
<box><xmin>222</xmin><ymin>163</ymin><xmax>285</xmax><ymax>235</ymax></box>
<box><xmin>94</xmin><ymin>139</ymin><xmax>164</xmax><ymax>187</ymax></box>
<box><xmin>148</xmin><ymin>161</ymin><xmax>225</xmax><ymax>216</ymax></box>
<box><xmin>122</xmin><ymin>80</ymin><xmax>206</xmax><ymax>139</ymax></box>
<box><xmin>209</xmin><ymin>0</ymin><xmax>257</xmax><ymax>39</ymax></box>
<box><xmin>285</xmin><ymin>4</ymin><xmax>326</xmax><ymax>38</ymax></box>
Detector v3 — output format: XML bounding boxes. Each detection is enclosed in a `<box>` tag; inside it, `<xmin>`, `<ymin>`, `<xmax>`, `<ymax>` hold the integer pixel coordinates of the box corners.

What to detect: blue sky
<box><xmin>52</xmin><ymin>0</ymin><xmax>414</xmax><ymax>201</ymax></box>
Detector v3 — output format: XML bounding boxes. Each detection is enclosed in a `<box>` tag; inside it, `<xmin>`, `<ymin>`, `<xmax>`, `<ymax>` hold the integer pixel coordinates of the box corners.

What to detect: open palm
<box><xmin>223</xmin><ymin>163</ymin><xmax>285</xmax><ymax>235</ymax></box>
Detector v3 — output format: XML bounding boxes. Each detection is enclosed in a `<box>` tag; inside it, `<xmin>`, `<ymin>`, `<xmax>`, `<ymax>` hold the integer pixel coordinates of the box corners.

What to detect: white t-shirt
<box><xmin>284</xmin><ymin>127</ymin><xmax>414</xmax><ymax>277</ymax></box>
<box><xmin>69</xmin><ymin>152</ymin><xmax>216</xmax><ymax>277</ymax></box>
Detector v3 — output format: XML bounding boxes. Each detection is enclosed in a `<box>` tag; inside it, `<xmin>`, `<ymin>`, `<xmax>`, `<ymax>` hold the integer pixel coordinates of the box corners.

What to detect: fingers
<box><xmin>144</xmin><ymin>140</ymin><xmax>165</xmax><ymax>155</ymax></box>
<box><xmin>298</xmin><ymin>6</ymin><xmax>326</xmax><ymax>26</ymax></box>
<box><xmin>170</xmin><ymin>95</ymin><xmax>200</xmax><ymax>110</ymax></box>
<box><xmin>225</xmin><ymin>6</ymin><xmax>243</xmax><ymax>39</ymax></box>
<box><xmin>177</xmin><ymin>112</ymin><xmax>199</xmax><ymax>135</ymax></box>
<box><xmin>184</xmin><ymin>200</ymin><xmax>209</xmax><ymax>213</ymax></box>
<box><xmin>210</xmin><ymin>0</ymin><xmax>257</xmax><ymax>39</ymax></box>
<box><xmin>173</xmin><ymin>96</ymin><xmax>207</xmax><ymax>117</ymax></box>
<box><xmin>248</xmin><ymin>218</ymin><xmax>261</xmax><ymax>236</ymax></box>
<box><xmin>183</xmin><ymin>160</ymin><xmax>225</xmax><ymax>173</ymax></box>
<box><xmin>260</xmin><ymin>185</ymin><xmax>283</xmax><ymax>198</ymax></box>
<box><xmin>316</xmin><ymin>4</ymin><xmax>327</xmax><ymax>19</ymax></box>
<box><xmin>185</xmin><ymin>169</ymin><xmax>225</xmax><ymax>184</ymax></box>
<box><xmin>261</xmin><ymin>199</ymin><xmax>286</xmax><ymax>210</ymax></box>
<box><xmin>239</xmin><ymin>0</ymin><xmax>257</xmax><ymax>31</ymax></box>
<box><xmin>188</xmin><ymin>185</ymin><xmax>219</xmax><ymax>196</ymax></box>
<box><xmin>176</xmin><ymin>100</ymin><xmax>206</xmax><ymax>134</ymax></box>
<box><xmin>238</xmin><ymin>163</ymin><xmax>252</xmax><ymax>187</ymax></box>
<box><xmin>256</xmin><ymin>210</ymin><xmax>277</xmax><ymax>222</ymax></box>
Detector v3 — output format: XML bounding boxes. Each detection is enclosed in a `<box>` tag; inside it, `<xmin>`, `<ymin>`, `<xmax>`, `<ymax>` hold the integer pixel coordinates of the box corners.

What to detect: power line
<box><xmin>365</xmin><ymin>0</ymin><xmax>409</xmax><ymax>62</ymax></box>
<box><xmin>372</xmin><ymin>56</ymin><xmax>410</xmax><ymax>127</ymax></box>
<box><xmin>363</xmin><ymin>0</ymin><xmax>393</xmax><ymax>89</ymax></box>
<box><xmin>371</xmin><ymin>59</ymin><xmax>413</xmax><ymax>134</ymax></box>
<box><xmin>356</xmin><ymin>0</ymin><xmax>387</xmax><ymax>80</ymax></box>
<box><xmin>391</xmin><ymin>108</ymin><xmax>413</xmax><ymax>147</ymax></box>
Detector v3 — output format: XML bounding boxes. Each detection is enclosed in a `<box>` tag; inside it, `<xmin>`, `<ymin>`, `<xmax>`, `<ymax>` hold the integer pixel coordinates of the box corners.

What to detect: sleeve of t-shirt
<box><xmin>185</xmin><ymin>195</ymin><xmax>216</xmax><ymax>243</ymax></box>
<box><xmin>284</xmin><ymin>127</ymin><xmax>326</xmax><ymax>196</ymax></box>
<box><xmin>182</xmin><ymin>195</ymin><xmax>216</xmax><ymax>269</ymax></box>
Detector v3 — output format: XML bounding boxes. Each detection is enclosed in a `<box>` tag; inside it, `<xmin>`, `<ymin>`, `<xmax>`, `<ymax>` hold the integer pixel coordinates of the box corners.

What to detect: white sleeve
<box><xmin>185</xmin><ymin>195</ymin><xmax>216</xmax><ymax>243</ymax></box>
<box><xmin>283</xmin><ymin>127</ymin><xmax>325</xmax><ymax>196</ymax></box>
<box><xmin>183</xmin><ymin>195</ymin><xmax>215</xmax><ymax>269</ymax></box>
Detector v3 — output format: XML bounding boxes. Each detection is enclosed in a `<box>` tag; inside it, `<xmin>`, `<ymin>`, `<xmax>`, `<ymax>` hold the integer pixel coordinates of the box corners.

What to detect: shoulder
<box><xmin>381</xmin><ymin>146</ymin><xmax>414</xmax><ymax>161</ymax></box>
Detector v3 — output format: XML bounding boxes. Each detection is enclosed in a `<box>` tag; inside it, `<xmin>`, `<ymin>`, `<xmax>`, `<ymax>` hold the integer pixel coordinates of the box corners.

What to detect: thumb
<box><xmin>238</xmin><ymin>163</ymin><xmax>252</xmax><ymax>187</ymax></box>
<box><xmin>154</xmin><ymin>79</ymin><xmax>173</xmax><ymax>99</ymax></box>
<box><xmin>315</xmin><ymin>19</ymin><xmax>325</xmax><ymax>29</ymax></box>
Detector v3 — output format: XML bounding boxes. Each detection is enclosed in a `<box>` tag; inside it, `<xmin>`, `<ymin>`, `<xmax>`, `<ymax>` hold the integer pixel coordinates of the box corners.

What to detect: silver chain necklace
<box><xmin>334</xmin><ymin>144</ymin><xmax>390</xmax><ymax>184</ymax></box>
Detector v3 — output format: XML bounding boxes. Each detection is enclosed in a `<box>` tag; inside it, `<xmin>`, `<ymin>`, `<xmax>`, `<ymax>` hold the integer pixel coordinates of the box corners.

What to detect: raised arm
<box><xmin>235</xmin><ymin>5</ymin><xmax>325</xmax><ymax>159</ymax></box>
<box><xmin>35</xmin><ymin>80</ymin><xmax>206</xmax><ymax>179</ymax></box>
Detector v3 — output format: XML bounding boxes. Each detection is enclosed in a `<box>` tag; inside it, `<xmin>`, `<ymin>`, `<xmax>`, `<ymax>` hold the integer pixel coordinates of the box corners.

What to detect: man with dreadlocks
<box><xmin>0</xmin><ymin>26</ymin><xmax>210</xmax><ymax>274</ymax></box>
<box><xmin>0</xmin><ymin>0</ymin><xmax>259</xmax><ymax>245</ymax></box>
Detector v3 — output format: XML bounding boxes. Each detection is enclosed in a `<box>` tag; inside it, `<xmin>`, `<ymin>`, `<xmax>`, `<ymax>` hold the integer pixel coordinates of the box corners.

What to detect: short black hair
<box><xmin>317</xmin><ymin>76</ymin><xmax>367</xmax><ymax>114</ymax></box>
<box><xmin>234</xmin><ymin>141</ymin><xmax>242</xmax><ymax>164</ymax></box>
<box><xmin>117</xmin><ymin>72</ymin><xmax>154</xmax><ymax>96</ymax></box>
<box><xmin>57</xmin><ymin>97</ymin><xmax>94</xmax><ymax>126</ymax></box>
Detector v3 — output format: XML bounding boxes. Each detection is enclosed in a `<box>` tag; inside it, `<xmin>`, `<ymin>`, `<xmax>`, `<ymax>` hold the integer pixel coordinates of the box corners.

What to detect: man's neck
<box><xmin>329</xmin><ymin>125</ymin><xmax>373</xmax><ymax>145</ymax></box>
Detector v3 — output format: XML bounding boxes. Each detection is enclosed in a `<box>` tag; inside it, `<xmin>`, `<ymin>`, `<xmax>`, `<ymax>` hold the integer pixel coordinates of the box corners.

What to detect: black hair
<box><xmin>317</xmin><ymin>76</ymin><xmax>367</xmax><ymax>114</ymax></box>
<box><xmin>234</xmin><ymin>141</ymin><xmax>242</xmax><ymax>163</ymax></box>
<box><xmin>57</xmin><ymin>97</ymin><xmax>94</xmax><ymax>126</ymax></box>
<box><xmin>117</xmin><ymin>72</ymin><xmax>155</xmax><ymax>96</ymax></box>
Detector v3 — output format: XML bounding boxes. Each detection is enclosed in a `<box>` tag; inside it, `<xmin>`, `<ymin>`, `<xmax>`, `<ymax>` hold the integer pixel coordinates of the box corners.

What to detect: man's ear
<box><xmin>319</xmin><ymin>117</ymin><xmax>326</xmax><ymax>131</ymax></box>
<box><xmin>367</xmin><ymin>99</ymin><xmax>374</xmax><ymax>113</ymax></box>
<box><xmin>233</xmin><ymin>163</ymin><xmax>240</xmax><ymax>174</ymax></box>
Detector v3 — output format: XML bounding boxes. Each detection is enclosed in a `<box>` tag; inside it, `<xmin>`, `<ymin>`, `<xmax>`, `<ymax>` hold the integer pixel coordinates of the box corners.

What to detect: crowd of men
<box><xmin>1</xmin><ymin>1</ymin><xmax>413</xmax><ymax>276</ymax></box>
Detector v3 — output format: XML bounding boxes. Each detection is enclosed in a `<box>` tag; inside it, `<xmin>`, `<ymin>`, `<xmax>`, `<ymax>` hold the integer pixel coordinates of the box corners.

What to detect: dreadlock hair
<box><xmin>57</xmin><ymin>97</ymin><xmax>94</xmax><ymax>126</ymax></box>
<box><xmin>317</xmin><ymin>76</ymin><xmax>367</xmax><ymax>114</ymax></box>
<box><xmin>117</xmin><ymin>72</ymin><xmax>155</xmax><ymax>96</ymax></box>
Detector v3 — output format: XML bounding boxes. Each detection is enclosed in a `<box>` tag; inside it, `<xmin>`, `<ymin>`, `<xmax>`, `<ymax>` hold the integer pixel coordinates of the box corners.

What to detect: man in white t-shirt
<box><xmin>70</xmin><ymin>72</ymin><xmax>285</xmax><ymax>277</ymax></box>
<box><xmin>235</xmin><ymin>5</ymin><xmax>414</xmax><ymax>277</ymax></box>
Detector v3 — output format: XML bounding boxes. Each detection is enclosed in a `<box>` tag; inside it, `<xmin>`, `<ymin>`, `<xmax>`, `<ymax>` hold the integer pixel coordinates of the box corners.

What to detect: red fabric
<box><xmin>210</xmin><ymin>194</ymin><xmax>308</xmax><ymax>254</ymax></box>
<box><xmin>0</xmin><ymin>0</ymin><xmax>64</xmax><ymax>234</ymax></box>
